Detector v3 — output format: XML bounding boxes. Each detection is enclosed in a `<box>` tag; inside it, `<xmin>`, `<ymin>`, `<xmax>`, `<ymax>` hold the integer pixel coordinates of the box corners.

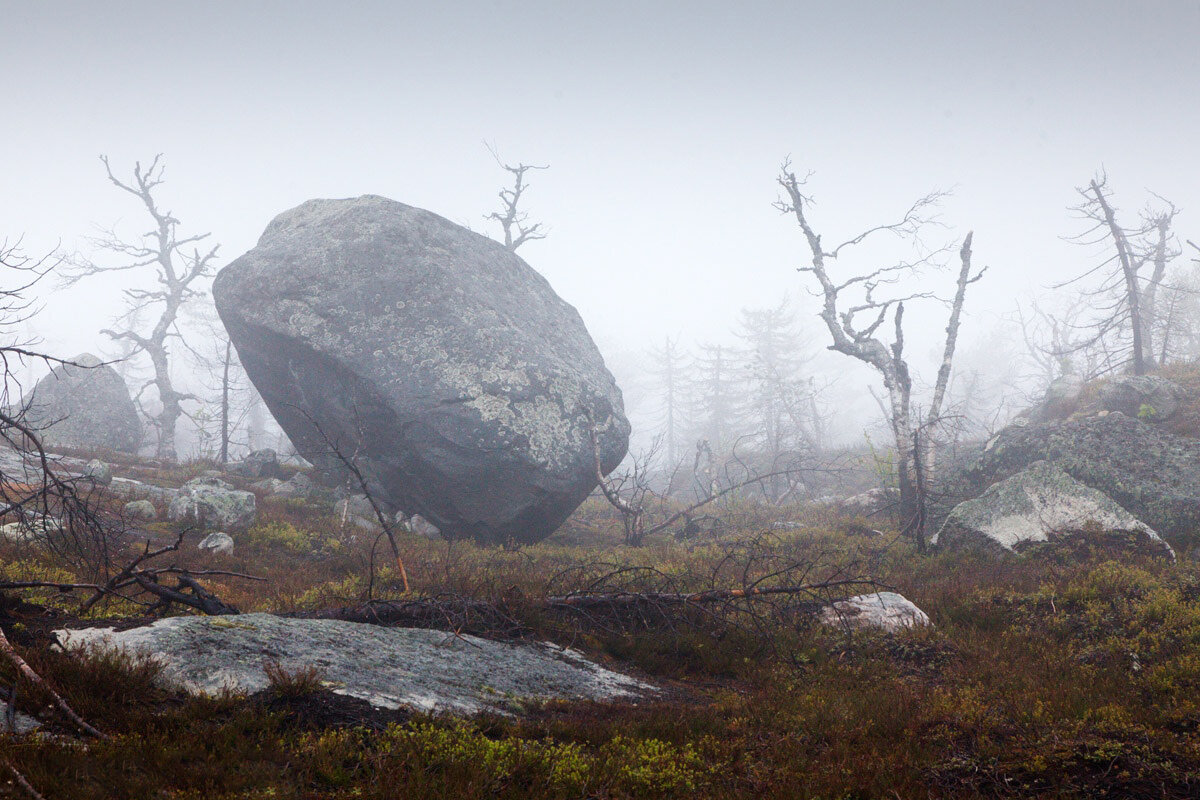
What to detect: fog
<box><xmin>3</xmin><ymin>0</ymin><xmax>1199</xmax><ymax>452</ymax></box>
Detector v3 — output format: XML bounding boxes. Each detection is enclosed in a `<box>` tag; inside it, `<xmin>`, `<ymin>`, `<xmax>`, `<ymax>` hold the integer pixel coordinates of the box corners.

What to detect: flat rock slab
<box><xmin>56</xmin><ymin>614</ymin><xmax>654</xmax><ymax>715</ymax></box>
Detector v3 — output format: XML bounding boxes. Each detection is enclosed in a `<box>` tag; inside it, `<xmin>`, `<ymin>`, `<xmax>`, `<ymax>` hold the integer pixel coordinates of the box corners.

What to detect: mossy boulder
<box><xmin>933</xmin><ymin>461</ymin><xmax>1173</xmax><ymax>558</ymax></box>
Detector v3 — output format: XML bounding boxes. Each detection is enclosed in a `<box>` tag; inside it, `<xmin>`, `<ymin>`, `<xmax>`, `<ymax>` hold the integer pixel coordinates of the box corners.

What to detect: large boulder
<box><xmin>19</xmin><ymin>353</ymin><xmax>140</xmax><ymax>453</ymax></box>
<box><xmin>933</xmin><ymin>461</ymin><xmax>1173</xmax><ymax>558</ymax></box>
<box><xmin>945</xmin><ymin>412</ymin><xmax>1200</xmax><ymax>542</ymax></box>
<box><xmin>213</xmin><ymin>195</ymin><xmax>629</xmax><ymax>545</ymax></box>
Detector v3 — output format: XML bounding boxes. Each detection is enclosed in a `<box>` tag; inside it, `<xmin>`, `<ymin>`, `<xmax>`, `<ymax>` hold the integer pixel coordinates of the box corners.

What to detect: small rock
<box><xmin>4</xmin><ymin>711</ymin><xmax>43</xmax><ymax>735</ymax></box>
<box><xmin>400</xmin><ymin>512</ymin><xmax>441</xmax><ymax>538</ymax></box>
<box><xmin>229</xmin><ymin>448</ymin><xmax>282</xmax><ymax>479</ymax></box>
<box><xmin>839</xmin><ymin>487</ymin><xmax>899</xmax><ymax>516</ymax></box>
<box><xmin>0</xmin><ymin>516</ymin><xmax>63</xmax><ymax>543</ymax></box>
<box><xmin>123</xmin><ymin>499</ymin><xmax>157</xmax><ymax>522</ymax></box>
<box><xmin>251</xmin><ymin>478</ymin><xmax>284</xmax><ymax>493</ymax></box>
<box><xmin>168</xmin><ymin>476</ymin><xmax>257</xmax><ymax>532</ymax></box>
<box><xmin>197</xmin><ymin>532</ymin><xmax>235</xmax><ymax>555</ymax></box>
<box><xmin>83</xmin><ymin>459</ymin><xmax>113</xmax><ymax>486</ymax></box>
<box><xmin>273</xmin><ymin>471</ymin><xmax>314</xmax><ymax>499</ymax></box>
<box><xmin>335</xmin><ymin>494</ymin><xmax>382</xmax><ymax>531</ymax></box>
<box><xmin>818</xmin><ymin>592</ymin><xmax>931</xmax><ymax>633</ymax></box>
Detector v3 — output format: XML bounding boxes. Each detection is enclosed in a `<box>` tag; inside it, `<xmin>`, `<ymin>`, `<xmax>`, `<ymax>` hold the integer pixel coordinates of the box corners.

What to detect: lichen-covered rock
<box><xmin>123</xmin><ymin>499</ymin><xmax>157</xmax><ymax>522</ymax></box>
<box><xmin>818</xmin><ymin>592</ymin><xmax>931</xmax><ymax>632</ymax></box>
<box><xmin>213</xmin><ymin>195</ymin><xmax>629</xmax><ymax>545</ymax></box>
<box><xmin>55</xmin><ymin>614</ymin><xmax>655</xmax><ymax>715</ymax></box>
<box><xmin>168</xmin><ymin>476</ymin><xmax>256</xmax><ymax>532</ymax></box>
<box><xmin>933</xmin><ymin>461</ymin><xmax>1173</xmax><ymax>558</ymax></box>
<box><xmin>109</xmin><ymin>477</ymin><xmax>179</xmax><ymax>506</ymax></box>
<box><xmin>18</xmin><ymin>353</ymin><xmax>140</xmax><ymax>452</ymax></box>
<box><xmin>1099</xmin><ymin>375</ymin><xmax>1184</xmax><ymax>421</ymax></box>
<box><xmin>942</xmin><ymin>412</ymin><xmax>1200</xmax><ymax>542</ymax></box>
<box><xmin>0</xmin><ymin>516</ymin><xmax>62</xmax><ymax>543</ymax></box>
<box><xmin>83</xmin><ymin>458</ymin><xmax>112</xmax><ymax>486</ymax></box>
<box><xmin>197</xmin><ymin>531</ymin><xmax>235</xmax><ymax>555</ymax></box>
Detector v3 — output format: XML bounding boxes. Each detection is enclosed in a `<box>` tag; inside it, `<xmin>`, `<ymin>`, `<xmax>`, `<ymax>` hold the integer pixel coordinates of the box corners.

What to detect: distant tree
<box><xmin>1061</xmin><ymin>173</ymin><xmax>1180</xmax><ymax>375</ymax></box>
<box><xmin>61</xmin><ymin>155</ymin><xmax>218</xmax><ymax>461</ymax></box>
<box><xmin>484</xmin><ymin>144</ymin><xmax>548</xmax><ymax>252</ymax></box>
<box><xmin>646</xmin><ymin>335</ymin><xmax>690</xmax><ymax>470</ymax></box>
<box><xmin>735</xmin><ymin>299</ymin><xmax>818</xmax><ymax>444</ymax></box>
<box><xmin>691</xmin><ymin>343</ymin><xmax>743</xmax><ymax>457</ymax></box>
<box><xmin>776</xmin><ymin>160</ymin><xmax>983</xmax><ymax>550</ymax></box>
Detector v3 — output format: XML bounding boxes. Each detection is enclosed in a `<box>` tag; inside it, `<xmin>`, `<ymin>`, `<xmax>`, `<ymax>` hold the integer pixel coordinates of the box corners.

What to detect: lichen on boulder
<box><xmin>213</xmin><ymin>195</ymin><xmax>629</xmax><ymax>545</ymax></box>
<box><xmin>933</xmin><ymin>460</ymin><xmax>1173</xmax><ymax>558</ymax></box>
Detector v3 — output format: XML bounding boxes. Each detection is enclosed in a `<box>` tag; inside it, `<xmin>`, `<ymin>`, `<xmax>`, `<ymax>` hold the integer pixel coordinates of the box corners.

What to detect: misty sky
<box><xmin>3</xmin><ymin>1</ymin><xmax>1199</xmax><ymax>440</ymax></box>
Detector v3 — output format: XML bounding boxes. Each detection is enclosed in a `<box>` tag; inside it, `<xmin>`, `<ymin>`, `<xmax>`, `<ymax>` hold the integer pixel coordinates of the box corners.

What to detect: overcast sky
<box><xmin>2</xmin><ymin>1</ymin><xmax>1199</xmax><ymax>439</ymax></box>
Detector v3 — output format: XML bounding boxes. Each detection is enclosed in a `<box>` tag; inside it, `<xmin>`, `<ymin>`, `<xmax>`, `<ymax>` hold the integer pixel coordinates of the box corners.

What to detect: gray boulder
<box><xmin>197</xmin><ymin>531</ymin><xmax>235</xmax><ymax>555</ymax></box>
<box><xmin>838</xmin><ymin>487</ymin><xmax>900</xmax><ymax>516</ymax></box>
<box><xmin>83</xmin><ymin>458</ymin><xmax>112</xmax><ymax>486</ymax></box>
<box><xmin>1028</xmin><ymin>373</ymin><xmax>1086</xmax><ymax>422</ymax></box>
<box><xmin>943</xmin><ymin>412</ymin><xmax>1200</xmax><ymax>542</ymax></box>
<box><xmin>56</xmin><ymin>614</ymin><xmax>654</xmax><ymax>715</ymax></box>
<box><xmin>1099</xmin><ymin>375</ymin><xmax>1184</xmax><ymax>422</ymax></box>
<box><xmin>123</xmin><ymin>499</ymin><xmax>157</xmax><ymax>523</ymax></box>
<box><xmin>229</xmin><ymin>448</ymin><xmax>281</xmax><ymax>479</ymax></box>
<box><xmin>818</xmin><ymin>592</ymin><xmax>931</xmax><ymax>633</ymax></box>
<box><xmin>213</xmin><ymin>196</ymin><xmax>629</xmax><ymax>545</ymax></box>
<box><xmin>168</xmin><ymin>476</ymin><xmax>256</xmax><ymax>532</ymax></box>
<box><xmin>273</xmin><ymin>471</ymin><xmax>314</xmax><ymax>500</ymax></box>
<box><xmin>933</xmin><ymin>461</ymin><xmax>1173</xmax><ymax>558</ymax></box>
<box><xmin>19</xmin><ymin>353</ymin><xmax>140</xmax><ymax>453</ymax></box>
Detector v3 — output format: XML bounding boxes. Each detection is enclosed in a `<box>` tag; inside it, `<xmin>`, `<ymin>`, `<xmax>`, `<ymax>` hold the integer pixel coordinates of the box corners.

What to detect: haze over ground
<box><xmin>2</xmin><ymin>0</ymin><xmax>1198</xmax><ymax>446</ymax></box>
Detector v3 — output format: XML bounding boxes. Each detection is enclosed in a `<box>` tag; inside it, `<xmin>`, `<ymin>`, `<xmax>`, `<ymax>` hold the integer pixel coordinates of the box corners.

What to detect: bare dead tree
<box><xmin>484</xmin><ymin>143</ymin><xmax>549</xmax><ymax>251</ymax></box>
<box><xmin>1059</xmin><ymin>174</ymin><xmax>1181</xmax><ymax>375</ymax></box>
<box><xmin>776</xmin><ymin>161</ymin><xmax>984</xmax><ymax>551</ymax></box>
<box><xmin>60</xmin><ymin>155</ymin><xmax>218</xmax><ymax>461</ymax></box>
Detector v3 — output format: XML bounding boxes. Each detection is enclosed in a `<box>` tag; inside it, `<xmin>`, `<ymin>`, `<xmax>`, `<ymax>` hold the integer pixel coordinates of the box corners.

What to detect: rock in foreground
<box><xmin>213</xmin><ymin>195</ymin><xmax>629</xmax><ymax>545</ymax></box>
<box><xmin>818</xmin><ymin>592</ymin><xmax>931</xmax><ymax>633</ymax></box>
<box><xmin>933</xmin><ymin>461</ymin><xmax>1173</xmax><ymax>558</ymax></box>
<box><xmin>56</xmin><ymin>614</ymin><xmax>654</xmax><ymax>715</ymax></box>
<box><xmin>20</xmin><ymin>353</ymin><xmax>141</xmax><ymax>453</ymax></box>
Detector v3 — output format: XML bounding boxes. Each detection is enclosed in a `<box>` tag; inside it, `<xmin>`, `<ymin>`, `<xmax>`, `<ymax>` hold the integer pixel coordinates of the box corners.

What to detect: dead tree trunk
<box><xmin>776</xmin><ymin>162</ymin><xmax>983</xmax><ymax>550</ymax></box>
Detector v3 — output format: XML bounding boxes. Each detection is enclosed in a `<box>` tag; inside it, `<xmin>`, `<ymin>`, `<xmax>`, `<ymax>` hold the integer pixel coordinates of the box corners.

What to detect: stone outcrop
<box><xmin>933</xmin><ymin>461</ymin><xmax>1173</xmax><ymax>558</ymax></box>
<box><xmin>213</xmin><ymin>195</ymin><xmax>629</xmax><ymax>545</ymax></box>
<box><xmin>945</xmin><ymin>412</ymin><xmax>1200</xmax><ymax>542</ymax></box>
<box><xmin>56</xmin><ymin>614</ymin><xmax>655</xmax><ymax>715</ymax></box>
<box><xmin>20</xmin><ymin>353</ymin><xmax>140</xmax><ymax>453</ymax></box>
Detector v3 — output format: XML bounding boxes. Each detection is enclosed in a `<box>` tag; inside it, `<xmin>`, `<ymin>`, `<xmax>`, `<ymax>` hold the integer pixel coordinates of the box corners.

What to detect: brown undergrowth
<box><xmin>3</xmin><ymin>483</ymin><xmax>1200</xmax><ymax>798</ymax></box>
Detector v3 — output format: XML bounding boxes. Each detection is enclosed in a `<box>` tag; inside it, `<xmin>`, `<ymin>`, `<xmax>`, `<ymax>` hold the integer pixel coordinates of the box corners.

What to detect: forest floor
<box><xmin>3</xmin><ymin>480</ymin><xmax>1200</xmax><ymax>799</ymax></box>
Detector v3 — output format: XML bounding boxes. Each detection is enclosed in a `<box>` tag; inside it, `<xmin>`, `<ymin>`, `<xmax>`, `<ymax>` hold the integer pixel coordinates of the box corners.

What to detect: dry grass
<box><xmin>3</xmin><ymin>481</ymin><xmax>1200</xmax><ymax>798</ymax></box>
